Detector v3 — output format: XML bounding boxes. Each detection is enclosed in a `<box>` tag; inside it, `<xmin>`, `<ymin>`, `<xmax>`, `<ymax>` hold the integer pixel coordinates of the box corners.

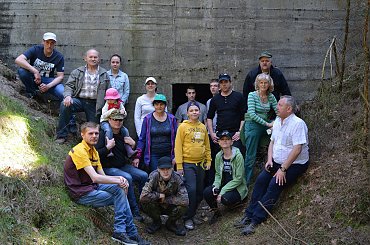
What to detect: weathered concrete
<box><xmin>0</xmin><ymin>0</ymin><xmax>357</xmax><ymax>133</ymax></box>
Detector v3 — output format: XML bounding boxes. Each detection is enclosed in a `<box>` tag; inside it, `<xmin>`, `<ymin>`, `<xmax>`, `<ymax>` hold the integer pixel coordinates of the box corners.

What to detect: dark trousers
<box><xmin>245</xmin><ymin>160</ymin><xmax>309</xmax><ymax>224</ymax></box>
<box><xmin>57</xmin><ymin>98</ymin><xmax>99</xmax><ymax>138</ymax></box>
<box><xmin>204</xmin><ymin>135</ymin><xmax>220</xmax><ymax>188</ymax></box>
<box><xmin>203</xmin><ymin>185</ymin><xmax>241</xmax><ymax>209</ymax></box>
<box><xmin>183</xmin><ymin>163</ymin><xmax>205</xmax><ymax>220</ymax></box>
<box><xmin>142</xmin><ymin>202</ymin><xmax>186</xmax><ymax>224</ymax></box>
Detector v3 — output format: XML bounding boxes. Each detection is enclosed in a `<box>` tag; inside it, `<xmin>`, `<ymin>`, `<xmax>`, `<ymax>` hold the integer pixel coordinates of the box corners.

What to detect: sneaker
<box><xmin>111</xmin><ymin>232</ymin><xmax>138</xmax><ymax>245</ymax></box>
<box><xmin>129</xmin><ymin>234</ymin><xmax>151</xmax><ymax>245</ymax></box>
<box><xmin>146</xmin><ymin>221</ymin><xmax>161</xmax><ymax>234</ymax></box>
<box><xmin>241</xmin><ymin>223</ymin><xmax>257</xmax><ymax>236</ymax></box>
<box><xmin>209</xmin><ymin>210</ymin><xmax>221</xmax><ymax>225</ymax></box>
<box><xmin>234</xmin><ymin>215</ymin><xmax>251</xmax><ymax>228</ymax></box>
<box><xmin>165</xmin><ymin>220</ymin><xmax>186</xmax><ymax>236</ymax></box>
<box><xmin>55</xmin><ymin>137</ymin><xmax>66</xmax><ymax>144</ymax></box>
<box><xmin>184</xmin><ymin>219</ymin><xmax>194</xmax><ymax>230</ymax></box>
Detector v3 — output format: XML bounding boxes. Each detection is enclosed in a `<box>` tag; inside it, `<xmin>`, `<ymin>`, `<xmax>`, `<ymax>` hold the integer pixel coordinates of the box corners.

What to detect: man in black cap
<box><xmin>140</xmin><ymin>156</ymin><xmax>188</xmax><ymax>236</ymax></box>
<box><xmin>243</xmin><ymin>51</ymin><xmax>291</xmax><ymax>107</ymax></box>
<box><xmin>207</xmin><ymin>73</ymin><xmax>245</xmax><ymax>155</ymax></box>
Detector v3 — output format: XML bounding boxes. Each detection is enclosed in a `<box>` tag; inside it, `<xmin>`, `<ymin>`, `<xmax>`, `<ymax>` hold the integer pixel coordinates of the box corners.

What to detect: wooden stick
<box><xmin>258</xmin><ymin>201</ymin><xmax>309</xmax><ymax>245</ymax></box>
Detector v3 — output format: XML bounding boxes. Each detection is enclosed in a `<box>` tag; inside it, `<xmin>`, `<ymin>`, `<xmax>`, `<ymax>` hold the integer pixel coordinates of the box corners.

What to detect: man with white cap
<box><xmin>15</xmin><ymin>32</ymin><xmax>65</xmax><ymax>100</ymax></box>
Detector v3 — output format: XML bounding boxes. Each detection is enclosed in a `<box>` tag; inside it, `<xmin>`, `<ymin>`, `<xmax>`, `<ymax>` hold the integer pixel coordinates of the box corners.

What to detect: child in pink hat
<box><xmin>100</xmin><ymin>88</ymin><xmax>137</xmax><ymax>157</ymax></box>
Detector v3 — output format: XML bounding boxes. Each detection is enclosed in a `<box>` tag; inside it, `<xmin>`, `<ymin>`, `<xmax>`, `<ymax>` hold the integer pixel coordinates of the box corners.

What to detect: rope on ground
<box><xmin>257</xmin><ymin>201</ymin><xmax>309</xmax><ymax>245</ymax></box>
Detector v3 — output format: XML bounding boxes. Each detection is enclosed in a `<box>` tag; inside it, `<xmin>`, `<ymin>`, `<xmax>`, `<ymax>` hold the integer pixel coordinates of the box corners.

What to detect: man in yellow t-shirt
<box><xmin>63</xmin><ymin>122</ymin><xmax>149</xmax><ymax>245</ymax></box>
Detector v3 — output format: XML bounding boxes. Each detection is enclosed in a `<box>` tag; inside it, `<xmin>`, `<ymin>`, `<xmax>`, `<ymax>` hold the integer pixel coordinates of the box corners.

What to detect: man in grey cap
<box><xmin>15</xmin><ymin>32</ymin><xmax>65</xmax><ymax>100</ymax></box>
<box><xmin>243</xmin><ymin>51</ymin><xmax>291</xmax><ymax>106</ymax></box>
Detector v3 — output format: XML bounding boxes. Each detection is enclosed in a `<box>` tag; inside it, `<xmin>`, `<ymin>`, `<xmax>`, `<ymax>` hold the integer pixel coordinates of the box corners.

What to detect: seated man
<box><xmin>56</xmin><ymin>49</ymin><xmax>110</xmax><ymax>144</ymax></box>
<box><xmin>15</xmin><ymin>32</ymin><xmax>64</xmax><ymax>100</ymax></box>
<box><xmin>96</xmin><ymin>109</ymin><xmax>148</xmax><ymax>222</ymax></box>
<box><xmin>235</xmin><ymin>96</ymin><xmax>309</xmax><ymax>236</ymax></box>
<box><xmin>63</xmin><ymin>122</ymin><xmax>149</xmax><ymax>245</ymax></box>
<box><xmin>140</xmin><ymin>156</ymin><xmax>188</xmax><ymax>236</ymax></box>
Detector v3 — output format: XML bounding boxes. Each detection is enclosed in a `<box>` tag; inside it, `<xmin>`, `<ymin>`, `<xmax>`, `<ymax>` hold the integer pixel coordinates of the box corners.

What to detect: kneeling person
<box><xmin>64</xmin><ymin>122</ymin><xmax>149</xmax><ymax>245</ymax></box>
<box><xmin>140</xmin><ymin>156</ymin><xmax>188</xmax><ymax>236</ymax></box>
<box><xmin>203</xmin><ymin>131</ymin><xmax>248</xmax><ymax>224</ymax></box>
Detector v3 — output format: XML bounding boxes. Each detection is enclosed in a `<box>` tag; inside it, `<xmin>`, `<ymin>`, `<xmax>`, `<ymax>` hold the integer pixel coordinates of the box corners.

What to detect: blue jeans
<box><xmin>245</xmin><ymin>160</ymin><xmax>309</xmax><ymax>224</ymax></box>
<box><xmin>104</xmin><ymin>166</ymin><xmax>148</xmax><ymax>216</ymax></box>
<box><xmin>18</xmin><ymin>68</ymin><xmax>64</xmax><ymax>101</ymax></box>
<box><xmin>57</xmin><ymin>98</ymin><xmax>98</xmax><ymax>138</ymax></box>
<box><xmin>183</xmin><ymin>163</ymin><xmax>205</xmax><ymax>220</ymax></box>
<box><xmin>76</xmin><ymin>183</ymin><xmax>137</xmax><ymax>236</ymax></box>
<box><xmin>244</xmin><ymin>121</ymin><xmax>269</xmax><ymax>185</ymax></box>
<box><xmin>101</xmin><ymin>121</ymin><xmax>129</xmax><ymax>139</ymax></box>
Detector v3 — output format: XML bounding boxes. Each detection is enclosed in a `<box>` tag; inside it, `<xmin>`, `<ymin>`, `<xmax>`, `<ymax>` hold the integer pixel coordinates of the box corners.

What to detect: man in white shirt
<box><xmin>236</xmin><ymin>95</ymin><xmax>309</xmax><ymax>236</ymax></box>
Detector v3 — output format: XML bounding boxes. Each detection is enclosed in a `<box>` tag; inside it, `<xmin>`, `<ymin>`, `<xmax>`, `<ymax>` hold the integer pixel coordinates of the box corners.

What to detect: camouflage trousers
<box><xmin>142</xmin><ymin>202</ymin><xmax>187</xmax><ymax>224</ymax></box>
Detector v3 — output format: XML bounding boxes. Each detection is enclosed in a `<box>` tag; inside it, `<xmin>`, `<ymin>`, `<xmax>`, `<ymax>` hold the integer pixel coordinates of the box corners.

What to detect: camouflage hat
<box><xmin>258</xmin><ymin>51</ymin><xmax>272</xmax><ymax>59</ymax></box>
<box><xmin>109</xmin><ymin>109</ymin><xmax>125</xmax><ymax>120</ymax></box>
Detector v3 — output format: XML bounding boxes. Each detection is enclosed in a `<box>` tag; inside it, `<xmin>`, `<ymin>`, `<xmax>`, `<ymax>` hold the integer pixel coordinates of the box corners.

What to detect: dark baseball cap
<box><xmin>258</xmin><ymin>51</ymin><xmax>272</xmax><ymax>59</ymax></box>
<box><xmin>157</xmin><ymin>156</ymin><xmax>173</xmax><ymax>169</ymax></box>
<box><xmin>217</xmin><ymin>130</ymin><xmax>232</xmax><ymax>139</ymax></box>
<box><xmin>218</xmin><ymin>73</ymin><xmax>231</xmax><ymax>82</ymax></box>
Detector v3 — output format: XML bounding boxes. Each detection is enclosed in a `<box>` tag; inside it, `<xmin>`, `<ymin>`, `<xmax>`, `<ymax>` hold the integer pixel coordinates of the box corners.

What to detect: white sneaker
<box><xmin>184</xmin><ymin>219</ymin><xmax>194</xmax><ymax>230</ymax></box>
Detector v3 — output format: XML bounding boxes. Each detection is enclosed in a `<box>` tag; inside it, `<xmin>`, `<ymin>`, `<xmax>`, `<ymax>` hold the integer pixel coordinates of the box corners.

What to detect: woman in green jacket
<box><xmin>203</xmin><ymin>130</ymin><xmax>248</xmax><ymax>224</ymax></box>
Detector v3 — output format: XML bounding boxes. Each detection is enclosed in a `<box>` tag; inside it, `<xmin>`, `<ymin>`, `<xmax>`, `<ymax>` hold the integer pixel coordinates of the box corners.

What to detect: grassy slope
<box><xmin>0</xmin><ymin>64</ymin><xmax>369</xmax><ymax>244</ymax></box>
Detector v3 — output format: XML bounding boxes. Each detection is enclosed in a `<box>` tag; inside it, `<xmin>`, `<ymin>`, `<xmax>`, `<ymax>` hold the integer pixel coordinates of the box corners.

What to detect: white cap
<box><xmin>144</xmin><ymin>77</ymin><xmax>157</xmax><ymax>85</ymax></box>
<box><xmin>43</xmin><ymin>32</ymin><xmax>57</xmax><ymax>42</ymax></box>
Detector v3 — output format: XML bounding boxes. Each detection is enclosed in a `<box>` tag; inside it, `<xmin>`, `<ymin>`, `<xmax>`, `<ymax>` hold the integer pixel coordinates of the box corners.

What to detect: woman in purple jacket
<box><xmin>133</xmin><ymin>94</ymin><xmax>178</xmax><ymax>173</ymax></box>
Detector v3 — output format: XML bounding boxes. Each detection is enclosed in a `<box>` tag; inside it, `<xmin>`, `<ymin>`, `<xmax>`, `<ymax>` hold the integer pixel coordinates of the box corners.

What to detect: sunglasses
<box><xmin>111</xmin><ymin>118</ymin><xmax>123</xmax><ymax>122</ymax></box>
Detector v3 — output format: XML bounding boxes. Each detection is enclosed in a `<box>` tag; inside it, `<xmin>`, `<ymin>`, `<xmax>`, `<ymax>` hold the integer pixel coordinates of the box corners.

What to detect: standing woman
<box><xmin>175</xmin><ymin>101</ymin><xmax>211</xmax><ymax>230</ymax></box>
<box><xmin>133</xmin><ymin>94</ymin><xmax>177</xmax><ymax>173</ymax></box>
<box><xmin>244</xmin><ymin>73</ymin><xmax>277</xmax><ymax>185</ymax></box>
<box><xmin>134</xmin><ymin>77</ymin><xmax>157</xmax><ymax>137</ymax></box>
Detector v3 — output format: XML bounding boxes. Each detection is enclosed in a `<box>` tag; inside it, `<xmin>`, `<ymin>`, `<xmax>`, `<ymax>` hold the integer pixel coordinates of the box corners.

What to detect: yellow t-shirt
<box><xmin>69</xmin><ymin>140</ymin><xmax>102</xmax><ymax>171</ymax></box>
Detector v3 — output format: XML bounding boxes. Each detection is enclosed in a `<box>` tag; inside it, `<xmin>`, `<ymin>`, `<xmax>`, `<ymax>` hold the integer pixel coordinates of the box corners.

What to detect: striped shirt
<box><xmin>245</xmin><ymin>91</ymin><xmax>277</xmax><ymax>125</ymax></box>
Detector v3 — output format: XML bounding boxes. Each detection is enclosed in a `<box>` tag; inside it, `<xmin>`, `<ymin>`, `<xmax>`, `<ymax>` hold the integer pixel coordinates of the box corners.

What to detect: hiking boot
<box><xmin>234</xmin><ymin>215</ymin><xmax>251</xmax><ymax>228</ymax></box>
<box><xmin>241</xmin><ymin>222</ymin><xmax>257</xmax><ymax>236</ymax></box>
<box><xmin>111</xmin><ymin>232</ymin><xmax>138</xmax><ymax>245</ymax></box>
<box><xmin>133</xmin><ymin>213</ymin><xmax>144</xmax><ymax>223</ymax></box>
<box><xmin>55</xmin><ymin>137</ymin><xmax>66</xmax><ymax>144</ymax></box>
<box><xmin>208</xmin><ymin>210</ymin><xmax>221</xmax><ymax>225</ymax></box>
<box><xmin>165</xmin><ymin>220</ymin><xmax>186</xmax><ymax>236</ymax></box>
<box><xmin>146</xmin><ymin>221</ymin><xmax>161</xmax><ymax>234</ymax></box>
<box><xmin>129</xmin><ymin>234</ymin><xmax>151</xmax><ymax>245</ymax></box>
<box><xmin>184</xmin><ymin>219</ymin><xmax>194</xmax><ymax>230</ymax></box>
<box><xmin>192</xmin><ymin>216</ymin><xmax>203</xmax><ymax>225</ymax></box>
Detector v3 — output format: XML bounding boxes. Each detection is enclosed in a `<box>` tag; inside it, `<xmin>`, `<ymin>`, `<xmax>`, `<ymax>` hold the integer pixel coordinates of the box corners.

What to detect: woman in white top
<box><xmin>134</xmin><ymin>77</ymin><xmax>157</xmax><ymax>137</ymax></box>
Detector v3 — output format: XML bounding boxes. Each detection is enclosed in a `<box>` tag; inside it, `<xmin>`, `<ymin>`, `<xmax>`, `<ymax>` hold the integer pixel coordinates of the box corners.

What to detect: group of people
<box><xmin>16</xmin><ymin>32</ymin><xmax>310</xmax><ymax>244</ymax></box>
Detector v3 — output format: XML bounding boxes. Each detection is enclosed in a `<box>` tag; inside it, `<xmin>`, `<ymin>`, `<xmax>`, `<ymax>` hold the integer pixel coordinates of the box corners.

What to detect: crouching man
<box><xmin>64</xmin><ymin>122</ymin><xmax>150</xmax><ymax>245</ymax></box>
<box><xmin>140</xmin><ymin>156</ymin><xmax>189</xmax><ymax>236</ymax></box>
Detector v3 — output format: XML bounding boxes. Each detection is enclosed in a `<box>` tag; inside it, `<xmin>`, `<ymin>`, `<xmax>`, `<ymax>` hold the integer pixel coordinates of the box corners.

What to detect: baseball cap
<box><xmin>108</xmin><ymin>109</ymin><xmax>125</xmax><ymax>120</ymax></box>
<box><xmin>187</xmin><ymin>101</ymin><xmax>200</xmax><ymax>110</ymax></box>
<box><xmin>157</xmin><ymin>156</ymin><xmax>173</xmax><ymax>169</ymax></box>
<box><xmin>43</xmin><ymin>32</ymin><xmax>57</xmax><ymax>42</ymax></box>
<box><xmin>218</xmin><ymin>73</ymin><xmax>231</xmax><ymax>82</ymax></box>
<box><xmin>153</xmin><ymin>93</ymin><xmax>167</xmax><ymax>104</ymax></box>
<box><xmin>258</xmin><ymin>51</ymin><xmax>272</xmax><ymax>59</ymax></box>
<box><xmin>144</xmin><ymin>77</ymin><xmax>157</xmax><ymax>85</ymax></box>
<box><xmin>217</xmin><ymin>130</ymin><xmax>232</xmax><ymax>139</ymax></box>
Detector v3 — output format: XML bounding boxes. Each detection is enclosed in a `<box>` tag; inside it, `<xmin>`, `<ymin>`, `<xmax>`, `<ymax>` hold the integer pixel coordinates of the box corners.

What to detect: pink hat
<box><xmin>104</xmin><ymin>88</ymin><xmax>121</xmax><ymax>100</ymax></box>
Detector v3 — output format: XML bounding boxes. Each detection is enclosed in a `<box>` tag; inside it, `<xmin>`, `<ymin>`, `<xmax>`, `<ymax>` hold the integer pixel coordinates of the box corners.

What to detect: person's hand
<box><xmin>172</xmin><ymin>158</ymin><xmax>176</xmax><ymax>166</ymax></box>
<box><xmin>159</xmin><ymin>193</ymin><xmax>165</xmax><ymax>203</ymax></box>
<box><xmin>118</xmin><ymin>176</ymin><xmax>129</xmax><ymax>189</ymax></box>
<box><xmin>205</xmin><ymin>164</ymin><xmax>210</xmax><ymax>170</ymax></box>
<box><xmin>33</xmin><ymin>71</ymin><xmax>41</xmax><ymax>85</ymax></box>
<box><xmin>212</xmin><ymin>186</ymin><xmax>219</xmax><ymax>196</ymax></box>
<box><xmin>106</xmin><ymin>136</ymin><xmax>115</xmax><ymax>150</ymax></box>
<box><xmin>210</xmin><ymin>132</ymin><xmax>219</xmax><ymax>144</ymax></box>
<box><xmin>232</xmin><ymin>131</ymin><xmax>240</xmax><ymax>141</ymax></box>
<box><xmin>38</xmin><ymin>83</ymin><xmax>50</xmax><ymax>93</ymax></box>
<box><xmin>265</xmin><ymin>161</ymin><xmax>273</xmax><ymax>172</ymax></box>
<box><xmin>274</xmin><ymin>169</ymin><xmax>286</xmax><ymax>186</ymax></box>
<box><xmin>266</xmin><ymin>121</ymin><xmax>274</xmax><ymax>128</ymax></box>
<box><xmin>177</xmin><ymin>169</ymin><xmax>184</xmax><ymax>176</ymax></box>
<box><xmin>63</xmin><ymin>96</ymin><xmax>73</xmax><ymax>107</ymax></box>
<box><xmin>124</xmin><ymin>137</ymin><xmax>135</xmax><ymax>147</ymax></box>
<box><xmin>120</xmin><ymin>108</ymin><xmax>127</xmax><ymax>116</ymax></box>
<box><xmin>132</xmin><ymin>158</ymin><xmax>139</xmax><ymax>168</ymax></box>
<box><xmin>216</xmin><ymin>195</ymin><xmax>222</xmax><ymax>203</ymax></box>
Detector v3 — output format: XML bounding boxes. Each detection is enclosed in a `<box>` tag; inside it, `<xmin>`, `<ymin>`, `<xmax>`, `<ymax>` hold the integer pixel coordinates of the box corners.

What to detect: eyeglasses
<box><xmin>111</xmin><ymin>118</ymin><xmax>123</xmax><ymax>122</ymax></box>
